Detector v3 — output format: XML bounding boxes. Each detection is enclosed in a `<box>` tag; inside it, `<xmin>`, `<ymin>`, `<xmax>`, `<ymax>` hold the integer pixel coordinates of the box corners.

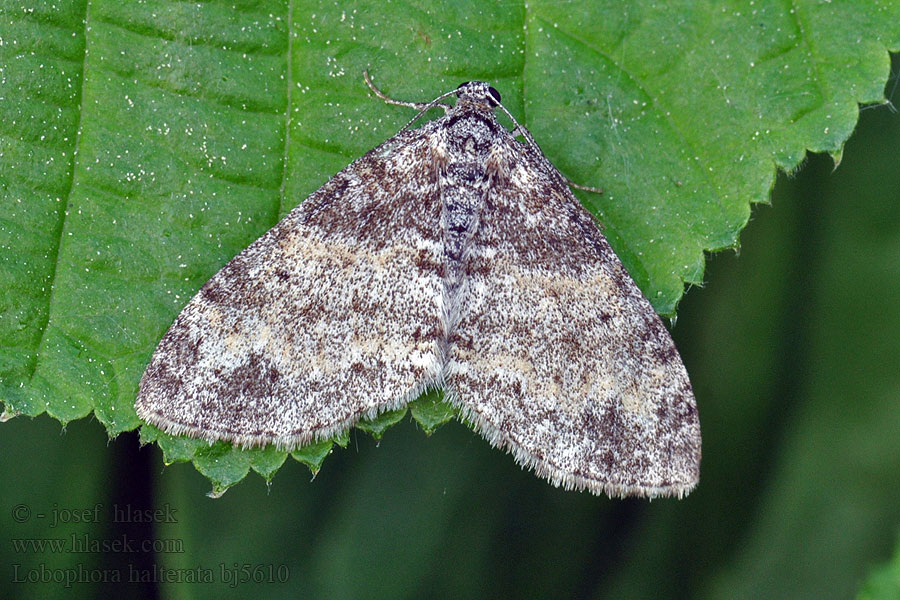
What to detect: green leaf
<box><xmin>356</xmin><ymin>407</ymin><xmax>409</xmax><ymax>441</ymax></box>
<box><xmin>409</xmin><ymin>389</ymin><xmax>458</xmax><ymax>435</ymax></box>
<box><xmin>247</xmin><ymin>446</ymin><xmax>289</xmax><ymax>482</ymax></box>
<box><xmin>139</xmin><ymin>424</ymin><xmax>207</xmax><ymax>465</ymax></box>
<box><xmin>1</xmin><ymin>0</ymin><xmax>898</xmax><ymax>491</ymax></box>
<box><xmin>192</xmin><ymin>441</ymin><xmax>253</xmax><ymax>498</ymax></box>
<box><xmin>292</xmin><ymin>440</ymin><xmax>336</xmax><ymax>475</ymax></box>
<box><xmin>855</xmin><ymin>533</ymin><xmax>900</xmax><ymax>600</ymax></box>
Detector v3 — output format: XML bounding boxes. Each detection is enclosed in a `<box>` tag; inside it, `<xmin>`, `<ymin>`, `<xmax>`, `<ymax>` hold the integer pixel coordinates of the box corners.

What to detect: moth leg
<box><xmin>506</xmin><ymin>125</ymin><xmax>604</xmax><ymax>195</ymax></box>
<box><xmin>566</xmin><ymin>180</ymin><xmax>604</xmax><ymax>194</ymax></box>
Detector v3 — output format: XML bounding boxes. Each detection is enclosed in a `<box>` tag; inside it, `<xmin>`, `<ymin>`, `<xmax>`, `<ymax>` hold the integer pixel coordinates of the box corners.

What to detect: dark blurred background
<box><xmin>2</xmin><ymin>64</ymin><xmax>899</xmax><ymax>600</ymax></box>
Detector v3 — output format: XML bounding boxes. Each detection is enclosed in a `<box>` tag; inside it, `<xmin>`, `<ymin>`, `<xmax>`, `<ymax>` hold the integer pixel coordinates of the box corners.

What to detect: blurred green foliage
<box><xmin>856</xmin><ymin>533</ymin><xmax>900</xmax><ymax>600</ymax></box>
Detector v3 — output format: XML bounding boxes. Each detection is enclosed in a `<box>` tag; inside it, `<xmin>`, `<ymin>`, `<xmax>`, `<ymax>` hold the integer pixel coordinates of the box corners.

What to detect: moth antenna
<box><xmin>506</xmin><ymin>114</ymin><xmax>603</xmax><ymax>194</ymax></box>
<box><xmin>363</xmin><ymin>69</ymin><xmax>453</xmax><ymax>132</ymax></box>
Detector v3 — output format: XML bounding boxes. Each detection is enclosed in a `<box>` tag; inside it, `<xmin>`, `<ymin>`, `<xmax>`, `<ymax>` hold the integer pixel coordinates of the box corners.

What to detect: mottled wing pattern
<box><xmin>446</xmin><ymin>140</ymin><xmax>701</xmax><ymax>498</ymax></box>
<box><xmin>136</xmin><ymin>130</ymin><xmax>446</xmax><ymax>448</ymax></box>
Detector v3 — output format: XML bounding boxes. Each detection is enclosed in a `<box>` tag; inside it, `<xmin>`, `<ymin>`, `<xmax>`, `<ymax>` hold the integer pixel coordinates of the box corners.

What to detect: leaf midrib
<box><xmin>26</xmin><ymin>0</ymin><xmax>93</xmax><ymax>384</ymax></box>
<box><xmin>277</xmin><ymin>0</ymin><xmax>295</xmax><ymax>218</ymax></box>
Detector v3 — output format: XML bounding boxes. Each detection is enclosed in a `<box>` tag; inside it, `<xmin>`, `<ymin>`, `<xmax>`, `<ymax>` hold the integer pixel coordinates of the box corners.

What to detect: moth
<box><xmin>136</xmin><ymin>74</ymin><xmax>701</xmax><ymax>498</ymax></box>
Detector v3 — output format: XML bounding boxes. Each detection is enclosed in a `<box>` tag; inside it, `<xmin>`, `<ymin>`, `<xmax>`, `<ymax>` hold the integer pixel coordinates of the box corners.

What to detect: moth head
<box><xmin>456</xmin><ymin>81</ymin><xmax>502</xmax><ymax>107</ymax></box>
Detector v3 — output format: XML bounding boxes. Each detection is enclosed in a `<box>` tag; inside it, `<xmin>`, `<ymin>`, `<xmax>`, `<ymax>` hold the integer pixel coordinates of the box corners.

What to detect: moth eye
<box><xmin>457</xmin><ymin>81</ymin><xmax>471</xmax><ymax>90</ymax></box>
<box><xmin>488</xmin><ymin>86</ymin><xmax>502</xmax><ymax>105</ymax></box>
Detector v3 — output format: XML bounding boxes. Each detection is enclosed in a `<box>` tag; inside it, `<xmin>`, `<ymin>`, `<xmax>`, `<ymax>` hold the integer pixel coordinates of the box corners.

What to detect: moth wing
<box><xmin>447</xmin><ymin>144</ymin><xmax>701</xmax><ymax>498</ymax></box>
<box><xmin>136</xmin><ymin>130</ymin><xmax>445</xmax><ymax>448</ymax></box>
